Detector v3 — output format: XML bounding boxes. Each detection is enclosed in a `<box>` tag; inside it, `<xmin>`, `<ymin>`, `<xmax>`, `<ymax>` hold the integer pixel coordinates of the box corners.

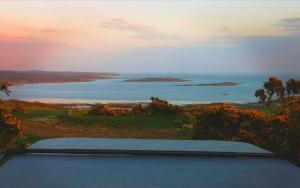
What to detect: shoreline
<box><xmin>10</xmin><ymin>78</ymin><xmax>116</xmax><ymax>86</ymax></box>
<box><xmin>0</xmin><ymin>70</ymin><xmax>118</xmax><ymax>86</ymax></box>
<box><xmin>8</xmin><ymin>98</ymin><xmax>253</xmax><ymax>106</ymax></box>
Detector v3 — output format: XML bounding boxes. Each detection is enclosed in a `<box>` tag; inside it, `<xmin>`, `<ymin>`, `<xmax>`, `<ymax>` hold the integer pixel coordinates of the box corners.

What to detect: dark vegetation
<box><xmin>0</xmin><ymin>76</ymin><xmax>299</xmax><ymax>166</ymax></box>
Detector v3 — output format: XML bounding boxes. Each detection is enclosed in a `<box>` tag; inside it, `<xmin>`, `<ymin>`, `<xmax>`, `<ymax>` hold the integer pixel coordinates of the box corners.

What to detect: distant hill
<box><xmin>0</xmin><ymin>70</ymin><xmax>118</xmax><ymax>84</ymax></box>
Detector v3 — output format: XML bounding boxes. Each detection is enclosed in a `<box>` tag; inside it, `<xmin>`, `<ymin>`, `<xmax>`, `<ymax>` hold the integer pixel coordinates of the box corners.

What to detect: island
<box><xmin>176</xmin><ymin>82</ymin><xmax>240</xmax><ymax>86</ymax></box>
<box><xmin>124</xmin><ymin>77</ymin><xmax>188</xmax><ymax>82</ymax></box>
<box><xmin>0</xmin><ymin>70</ymin><xmax>118</xmax><ymax>85</ymax></box>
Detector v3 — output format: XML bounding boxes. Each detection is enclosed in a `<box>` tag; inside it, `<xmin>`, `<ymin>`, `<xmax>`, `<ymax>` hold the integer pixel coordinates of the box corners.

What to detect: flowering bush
<box><xmin>190</xmin><ymin>102</ymin><xmax>300</xmax><ymax>163</ymax></box>
<box><xmin>133</xmin><ymin>97</ymin><xmax>181</xmax><ymax>115</ymax></box>
<box><xmin>0</xmin><ymin>109</ymin><xmax>24</xmax><ymax>152</ymax></box>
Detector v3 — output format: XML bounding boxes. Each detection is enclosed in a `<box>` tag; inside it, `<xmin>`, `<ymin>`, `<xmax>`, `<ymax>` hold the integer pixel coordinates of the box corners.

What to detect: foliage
<box><xmin>268</xmin><ymin>97</ymin><xmax>300</xmax><ymax>161</ymax></box>
<box><xmin>255</xmin><ymin>89</ymin><xmax>267</xmax><ymax>104</ymax></box>
<box><xmin>190</xmin><ymin>104</ymin><xmax>270</xmax><ymax>145</ymax></box>
<box><xmin>255</xmin><ymin>77</ymin><xmax>300</xmax><ymax>105</ymax></box>
<box><xmin>0</xmin><ymin>81</ymin><xmax>11</xmax><ymax>96</ymax></box>
<box><xmin>190</xmin><ymin>102</ymin><xmax>300</xmax><ymax>163</ymax></box>
<box><xmin>133</xmin><ymin>97</ymin><xmax>181</xmax><ymax>115</ymax></box>
<box><xmin>286</xmin><ymin>78</ymin><xmax>300</xmax><ymax>96</ymax></box>
<box><xmin>89</xmin><ymin>104</ymin><xmax>115</xmax><ymax>116</ymax></box>
<box><xmin>89</xmin><ymin>104</ymin><xmax>130</xmax><ymax>116</ymax></box>
<box><xmin>11</xmin><ymin>106</ymin><xmax>26</xmax><ymax>114</ymax></box>
<box><xmin>0</xmin><ymin>109</ymin><xmax>24</xmax><ymax>152</ymax></box>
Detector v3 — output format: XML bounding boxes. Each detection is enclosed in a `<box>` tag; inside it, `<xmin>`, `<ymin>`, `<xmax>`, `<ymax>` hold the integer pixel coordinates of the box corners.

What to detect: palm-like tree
<box><xmin>0</xmin><ymin>81</ymin><xmax>11</xmax><ymax>96</ymax></box>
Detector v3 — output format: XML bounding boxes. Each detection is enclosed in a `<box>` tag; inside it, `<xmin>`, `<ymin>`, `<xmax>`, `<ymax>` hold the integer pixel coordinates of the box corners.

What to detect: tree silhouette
<box><xmin>286</xmin><ymin>78</ymin><xmax>300</xmax><ymax>96</ymax></box>
<box><xmin>263</xmin><ymin>77</ymin><xmax>285</xmax><ymax>103</ymax></box>
<box><xmin>255</xmin><ymin>89</ymin><xmax>267</xmax><ymax>104</ymax></box>
<box><xmin>0</xmin><ymin>81</ymin><xmax>11</xmax><ymax>96</ymax></box>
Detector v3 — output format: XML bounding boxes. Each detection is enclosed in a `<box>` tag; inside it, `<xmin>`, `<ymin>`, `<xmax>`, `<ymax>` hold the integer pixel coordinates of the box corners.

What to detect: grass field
<box><xmin>12</xmin><ymin>108</ymin><xmax>193</xmax><ymax>143</ymax></box>
<box><xmin>6</xmin><ymin>100</ymin><xmax>282</xmax><ymax>146</ymax></box>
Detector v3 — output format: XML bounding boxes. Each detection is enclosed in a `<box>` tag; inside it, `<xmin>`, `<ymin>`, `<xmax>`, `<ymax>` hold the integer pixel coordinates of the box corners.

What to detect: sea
<box><xmin>3</xmin><ymin>73</ymin><xmax>300</xmax><ymax>105</ymax></box>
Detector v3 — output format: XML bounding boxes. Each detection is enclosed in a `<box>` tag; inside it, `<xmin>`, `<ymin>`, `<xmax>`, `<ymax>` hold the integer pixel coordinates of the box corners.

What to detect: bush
<box><xmin>89</xmin><ymin>104</ymin><xmax>114</xmax><ymax>116</ymax></box>
<box><xmin>11</xmin><ymin>106</ymin><xmax>26</xmax><ymax>114</ymax></box>
<box><xmin>133</xmin><ymin>97</ymin><xmax>181</xmax><ymax>115</ymax></box>
<box><xmin>190</xmin><ymin>104</ymin><xmax>270</xmax><ymax>146</ymax></box>
<box><xmin>0</xmin><ymin>109</ymin><xmax>24</xmax><ymax>152</ymax></box>
<box><xmin>88</xmin><ymin>104</ymin><xmax>131</xmax><ymax>116</ymax></box>
<box><xmin>268</xmin><ymin>97</ymin><xmax>300</xmax><ymax>161</ymax></box>
<box><xmin>190</xmin><ymin>102</ymin><xmax>300</xmax><ymax>163</ymax></box>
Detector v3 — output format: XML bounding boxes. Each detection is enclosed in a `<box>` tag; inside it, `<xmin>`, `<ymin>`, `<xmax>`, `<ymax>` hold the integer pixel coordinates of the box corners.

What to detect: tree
<box><xmin>255</xmin><ymin>77</ymin><xmax>286</xmax><ymax>105</ymax></box>
<box><xmin>147</xmin><ymin>97</ymin><xmax>179</xmax><ymax>114</ymax></box>
<box><xmin>255</xmin><ymin>89</ymin><xmax>267</xmax><ymax>104</ymax></box>
<box><xmin>286</xmin><ymin>78</ymin><xmax>300</xmax><ymax>96</ymax></box>
<box><xmin>0</xmin><ymin>81</ymin><xmax>11</xmax><ymax>96</ymax></box>
<box><xmin>263</xmin><ymin>77</ymin><xmax>285</xmax><ymax>102</ymax></box>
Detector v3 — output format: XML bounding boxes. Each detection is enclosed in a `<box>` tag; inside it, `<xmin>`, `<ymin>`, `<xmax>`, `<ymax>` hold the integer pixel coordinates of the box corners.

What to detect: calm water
<box><xmin>4</xmin><ymin>73</ymin><xmax>300</xmax><ymax>104</ymax></box>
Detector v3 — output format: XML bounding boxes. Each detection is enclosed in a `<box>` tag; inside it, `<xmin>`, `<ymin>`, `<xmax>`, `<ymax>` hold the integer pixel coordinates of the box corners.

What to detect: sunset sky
<box><xmin>1</xmin><ymin>1</ymin><xmax>300</xmax><ymax>73</ymax></box>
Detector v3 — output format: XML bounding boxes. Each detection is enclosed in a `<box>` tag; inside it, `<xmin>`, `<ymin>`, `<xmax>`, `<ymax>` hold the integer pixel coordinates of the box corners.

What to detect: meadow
<box><xmin>11</xmin><ymin>106</ymin><xmax>192</xmax><ymax>144</ymax></box>
<box><xmin>6</xmin><ymin>100</ymin><xmax>276</xmax><ymax>145</ymax></box>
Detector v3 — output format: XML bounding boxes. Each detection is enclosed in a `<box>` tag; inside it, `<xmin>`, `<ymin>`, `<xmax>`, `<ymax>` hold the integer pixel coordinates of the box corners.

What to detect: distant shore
<box><xmin>19</xmin><ymin>98</ymin><xmax>251</xmax><ymax>105</ymax></box>
<box><xmin>0</xmin><ymin>70</ymin><xmax>118</xmax><ymax>85</ymax></box>
<box><xmin>176</xmin><ymin>82</ymin><xmax>240</xmax><ymax>87</ymax></box>
<box><xmin>124</xmin><ymin>77</ymin><xmax>188</xmax><ymax>82</ymax></box>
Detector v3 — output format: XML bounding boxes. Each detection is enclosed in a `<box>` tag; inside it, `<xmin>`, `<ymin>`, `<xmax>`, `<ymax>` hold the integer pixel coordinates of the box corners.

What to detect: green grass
<box><xmin>58</xmin><ymin>113</ymin><xmax>189</xmax><ymax>130</ymax></box>
<box><xmin>13</xmin><ymin>109</ymin><xmax>65</xmax><ymax>120</ymax></box>
<box><xmin>13</xmin><ymin>108</ymin><xmax>190</xmax><ymax>130</ymax></box>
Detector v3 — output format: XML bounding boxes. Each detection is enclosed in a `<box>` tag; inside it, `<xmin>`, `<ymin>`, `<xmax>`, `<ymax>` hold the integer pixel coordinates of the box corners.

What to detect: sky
<box><xmin>0</xmin><ymin>1</ymin><xmax>300</xmax><ymax>73</ymax></box>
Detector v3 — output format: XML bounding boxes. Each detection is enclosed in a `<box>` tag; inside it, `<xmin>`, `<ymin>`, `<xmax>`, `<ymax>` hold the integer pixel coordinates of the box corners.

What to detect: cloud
<box><xmin>275</xmin><ymin>17</ymin><xmax>300</xmax><ymax>35</ymax></box>
<box><xmin>99</xmin><ymin>18</ymin><xmax>179</xmax><ymax>40</ymax></box>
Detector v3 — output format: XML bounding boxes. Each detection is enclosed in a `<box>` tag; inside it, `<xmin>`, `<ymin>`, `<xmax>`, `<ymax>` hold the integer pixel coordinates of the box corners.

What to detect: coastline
<box><xmin>0</xmin><ymin>70</ymin><xmax>118</xmax><ymax>86</ymax></box>
<box><xmin>20</xmin><ymin>98</ymin><xmax>251</xmax><ymax>105</ymax></box>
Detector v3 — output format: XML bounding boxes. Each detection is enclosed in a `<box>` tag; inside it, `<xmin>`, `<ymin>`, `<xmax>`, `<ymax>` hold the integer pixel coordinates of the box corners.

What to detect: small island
<box><xmin>125</xmin><ymin>77</ymin><xmax>188</xmax><ymax>82</ymax></box>
<box><xmin>176</xmin><ymin>82</ymin><xmax>240</xmax><ymax>87</ymax></box>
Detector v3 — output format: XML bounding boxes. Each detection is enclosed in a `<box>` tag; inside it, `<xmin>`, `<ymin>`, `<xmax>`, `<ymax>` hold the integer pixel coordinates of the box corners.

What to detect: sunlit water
<box><xmin>3</xmin><ymin>73</ymin><xmax>300</xmax><ymax>104</ymax></box>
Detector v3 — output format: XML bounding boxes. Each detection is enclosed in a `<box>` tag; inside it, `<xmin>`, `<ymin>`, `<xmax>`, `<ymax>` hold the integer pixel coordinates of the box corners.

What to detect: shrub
<box><xmin>268</xmin><ymin>97</ymin><xmax>300</xmax><ymax>161</ymax></box>
<box><xmin>88</xmin><ymin>104</ymin><xmax>114</xmax><ymax>116</ymax></box>
<box><xmin>88</xmin><ymin>104</ymin><xmax>131</xmax><ymax>116</ymax></box>
<box><xmin>0</xmin><ymin>109</ymin><xmax>24</xmax><ymax>152</ymax></box>
<box><xmin>11</xmin><ymin>106</ymin><xmax>26</xmax><ymax>114</ymax></box>
<box><xmin>133</xmin><ymin>97</ymin><xmax>181</xmax><ymax>115</ymax></box>
<box><xmin>190</xmin><ymin>104</ymin><xmax>270</xmax><ymax>146</ymax></box>
<box><xmin>190</xmin><ymin>102</ymin><xmax>300</xmax><ymax>164</ymax></box>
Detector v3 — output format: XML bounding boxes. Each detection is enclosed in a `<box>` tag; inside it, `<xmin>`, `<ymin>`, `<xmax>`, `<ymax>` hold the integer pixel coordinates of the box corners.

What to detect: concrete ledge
<box><xmin>25</xmin><ymin>148</ymin><xmax>273</xmax><ymax>157</ymax></box>
<box><xmin>27</xmin><ymin>138</ymin><xmax>273</xmax><ymax>157</ymax></box>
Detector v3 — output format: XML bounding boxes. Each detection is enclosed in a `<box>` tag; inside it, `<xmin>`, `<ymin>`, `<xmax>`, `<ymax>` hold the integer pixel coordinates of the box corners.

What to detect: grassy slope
<box><xmin>13</xmin><ymin>109</ymin><xmax>192</xmax><ymax>143</ymax></box>
<box><xmin>9</xmin><ymin>101</ymin><xmax>281</xmax><ymax>145</ymax></box>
